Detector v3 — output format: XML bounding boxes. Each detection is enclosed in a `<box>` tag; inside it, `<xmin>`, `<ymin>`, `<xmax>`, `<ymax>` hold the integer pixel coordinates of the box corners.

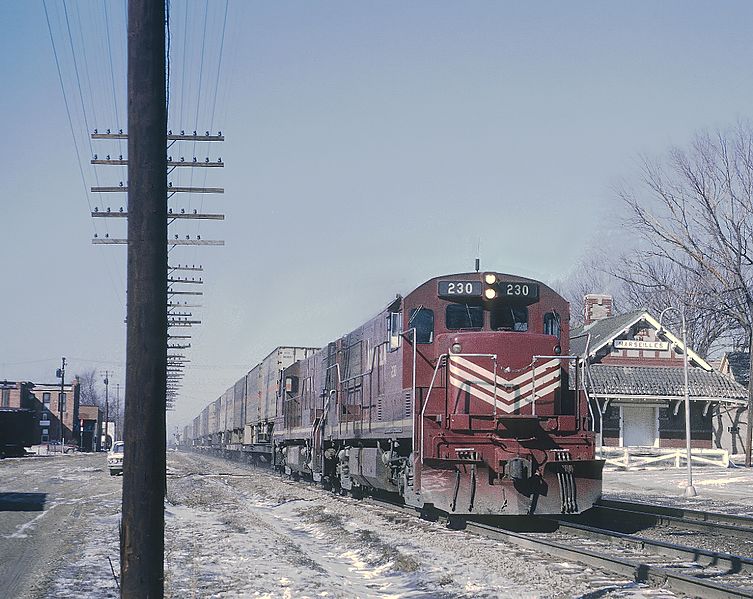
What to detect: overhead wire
<box><xmin>194</xmin><ymin>0</ymin><xmax>229</xmax><ymax>259</ymax></box>
<box><xmin>195</xmin><ymin>3</ymin><xmax>232</xmax><ymax>382</ymax></box>
<box><xmin>43</xmin><ymin>0</ymin><xmax>92</xmax><ymax>216</ymax></box>
<box><xmin>43</xmin><ymin>0</ymin><xmax>125</xmax><ymax>311</ymax></box>
<box><xmin>103</xmin><ymin>0</ymin><xmax>125</xmax><ymax>163</ymax></box>
<box><xmin>186</xmin><ymin>0</ymin><xmax>210</xmax><ymax>219</ymax></box>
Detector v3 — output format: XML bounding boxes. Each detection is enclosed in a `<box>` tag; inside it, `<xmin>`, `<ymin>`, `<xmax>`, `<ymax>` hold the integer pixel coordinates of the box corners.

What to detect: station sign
<box><xmin>613</xmin><ymin>339</ymin><xmax>669</xmax><ymax>350</ymax></box>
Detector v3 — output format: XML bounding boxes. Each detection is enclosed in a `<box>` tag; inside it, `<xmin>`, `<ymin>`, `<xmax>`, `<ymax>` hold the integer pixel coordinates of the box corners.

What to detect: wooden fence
<box><xmin>596</xmin><ymin>446</ymin><xmax>730</xmax><ymax>469</ymax></box>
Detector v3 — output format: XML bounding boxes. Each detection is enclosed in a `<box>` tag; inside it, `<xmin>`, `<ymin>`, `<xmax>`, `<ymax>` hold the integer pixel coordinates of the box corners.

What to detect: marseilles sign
<box><xmin>613</xmin><ymin>339</ymin><xmax>669</xmax><ymax>350</ymax></box>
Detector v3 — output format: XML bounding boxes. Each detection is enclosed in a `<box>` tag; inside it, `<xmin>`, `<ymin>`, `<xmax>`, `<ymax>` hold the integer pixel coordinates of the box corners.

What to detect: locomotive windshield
<box><xmin>446</xmin><ymin>303</ymin><xmax>484</xmax><ymax>330</ymax></box>
<box><xmin>491</xmin><ymin>304</ymin><xmax>528</xmax><ymax>331</ymax></box>
<box><xmin>445</xmin><ymin>301</ymin><xmax>529</xmax><ymax>331</ymax></box>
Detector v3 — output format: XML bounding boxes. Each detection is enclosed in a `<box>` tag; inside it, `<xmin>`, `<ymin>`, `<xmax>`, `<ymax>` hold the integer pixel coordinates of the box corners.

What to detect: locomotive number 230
<box><xmin>497</xmin><ymin>281</ymin><xmax>539</xmax><ymax>300</ymax></box>
<box><xmin>447</xmin><ymin>282</ymin><xmax>475</xmax><ymax>294</ymax></box>
<box><xmin>438</xmin><ymin>281</ymin><xmax>482</xmax><ymax>297</ymax></box>
<box><xmin>505</xmin><ymin>283</ymin><xmax>529</xmax><ymax>296</ymax></box>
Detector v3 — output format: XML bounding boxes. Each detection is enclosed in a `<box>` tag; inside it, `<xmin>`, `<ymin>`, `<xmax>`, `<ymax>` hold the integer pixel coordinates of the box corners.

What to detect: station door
<box><xmin>621</xmin><ymin>405</ymin><xmax>657</xmax><ymax>447</ymax></box>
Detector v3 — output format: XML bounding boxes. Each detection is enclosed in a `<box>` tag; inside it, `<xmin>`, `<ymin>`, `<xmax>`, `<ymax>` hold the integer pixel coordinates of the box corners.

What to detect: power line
<box><xmin>44</xmin><ymin>1</ymin><xmax>126</xmax><ymax>309</ymax></box>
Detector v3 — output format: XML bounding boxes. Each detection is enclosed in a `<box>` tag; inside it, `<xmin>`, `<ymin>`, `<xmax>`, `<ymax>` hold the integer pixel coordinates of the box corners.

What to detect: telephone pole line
<box><xmin>102</xmin><ymin>371</ymin><xmax>110</xmax><ymax>449</ymax></box>
<box><xmin>56</xmin><ymin>357</ymin><xmax>66</xmax><ymax>445</ymax></box>
<box><xmin>121</xmin><ymin>1</ymin><xmax>167</xmax><ymax>596</ymax></box>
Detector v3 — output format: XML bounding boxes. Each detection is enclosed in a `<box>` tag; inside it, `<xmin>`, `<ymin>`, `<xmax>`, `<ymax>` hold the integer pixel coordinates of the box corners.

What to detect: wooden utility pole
<box><xmin>121</xmin><ymin>1</ymin><xmax>167</xmax><ymax>597</ymax></box>
<box><xmin>56</xmin><ymin>357</ymin><xmax>66</xmax><ymax>446</ymax></box>
<box><xmin>103</xmin><ymin>371</ymin><xmax>110</xmax><ymax>449</ymax></box>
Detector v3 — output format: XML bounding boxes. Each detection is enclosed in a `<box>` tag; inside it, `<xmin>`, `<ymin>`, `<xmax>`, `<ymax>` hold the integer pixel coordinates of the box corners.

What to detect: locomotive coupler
<box><xmin>508</xmin><ymin>457</ymin><xmax>532</xmax><ymax>481</ymax></box>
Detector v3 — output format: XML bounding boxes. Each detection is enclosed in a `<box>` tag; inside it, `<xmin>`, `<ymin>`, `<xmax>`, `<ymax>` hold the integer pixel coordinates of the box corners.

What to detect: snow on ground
<box><xmin>159</xmin><ymin>453</ymin><xmax>667</xmax><ymax>598</ymax></box>
<box><xmin>602</xmin><ymin>462</ymin><xmax>753</xmax><ymax>517</ymax></box>
<box><xmin>44</xmin><ymin>451</ymin><xmax>753</xmax><ymax>598</ymax></box>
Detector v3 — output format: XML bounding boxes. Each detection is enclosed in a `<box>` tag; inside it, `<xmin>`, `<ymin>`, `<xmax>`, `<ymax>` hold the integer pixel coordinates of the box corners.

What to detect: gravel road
<box><xmin>0</xmin><ymin>453</ymin><xmax>121</xmax><ymax>599</ymax></box>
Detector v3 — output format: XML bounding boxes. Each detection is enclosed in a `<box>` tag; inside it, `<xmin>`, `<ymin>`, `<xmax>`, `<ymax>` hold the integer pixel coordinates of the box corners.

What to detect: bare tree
<box><xmin>614</xmin><ymin>256</ymin><xmax>733</xmax><ymax>358</ymax></box>
<box><xmin>552</xmin><ymin>255</ymin><xmax>627</xmax><ymax>327</ymax></box>
<box><xmin>77</xmin><ymin>368</ymin><xmax>101</xmax><ymax>406</ymax></box>
<box><xmin>554</xmin><ymin>253</ymin><xmax>726</xmax><ymax>356</ymax></box>
<box><xmin>619</xmin><ymin>122</ymin><xmax>753</xmax><ymax>465</ymax></box>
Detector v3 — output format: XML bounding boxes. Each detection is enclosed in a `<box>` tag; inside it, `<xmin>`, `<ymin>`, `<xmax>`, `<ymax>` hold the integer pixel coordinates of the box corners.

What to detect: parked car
<box><xmin>48</xmin><ymin>441</ymin><xmax>78</xmax><ymax>454</ymax></box>
<box><xmin>107</xmin><ymin>441</ymin><xmax>124</xmax><ymax>476</ymax></box>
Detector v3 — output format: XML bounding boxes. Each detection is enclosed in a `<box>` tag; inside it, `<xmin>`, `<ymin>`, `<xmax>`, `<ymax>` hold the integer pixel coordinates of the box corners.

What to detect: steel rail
<box><xmin>592</xmin><ymin>503</ymin><xmax>753</xmax><ymax>541</ymax></box>
<box><xmin>597</xmin><ymin>498</ymin><xmax>753</xmax><ymax>528</ymax></box>
<box><xmin>544</xmin><ymin>517</ymin><xmax>753</xmax><ymax>576</ymax></box>
<box><xmin>465</xmin><ymin>520</ymin><xmax>753</xmax><ymax>599</ymax></box>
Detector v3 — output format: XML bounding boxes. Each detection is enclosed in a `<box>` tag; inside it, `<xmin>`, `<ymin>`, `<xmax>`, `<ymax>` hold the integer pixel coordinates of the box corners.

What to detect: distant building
<box><xmin>78</xmin><ymin>405</ymin><xmax>102</xmax><ymax>451</ymax></box>
<box><xmin>0</xmin><ymin>378</ymin><xmax>81</xmax><ymax>445</ymax></box>
<box><xmin>0</xmin><ymin>380</ymin><xmax>35</xmax><ymax>409</ymax></box>
<box><xmin>28</xmin><ymin>381</ymin><xmax>81</xmax><ymax>444</ymax></box>
<box><xmin>571</xmin><ymin>297</ymin><xmax>747</xmax><ymax>450</ymax></box>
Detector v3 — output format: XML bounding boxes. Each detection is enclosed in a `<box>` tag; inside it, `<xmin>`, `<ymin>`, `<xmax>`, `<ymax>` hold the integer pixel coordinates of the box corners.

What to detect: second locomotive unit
<box><xmin>187</xmin><ymin>272</ymin><xmax>604</xmax><ymax>516</ymax></box>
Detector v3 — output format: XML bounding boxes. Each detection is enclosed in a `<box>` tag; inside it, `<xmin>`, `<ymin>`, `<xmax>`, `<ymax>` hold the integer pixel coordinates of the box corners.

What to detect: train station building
<box><xmin>571</xmin><ymin>295</ymin><xmax>748</xmax><ymax>453</ymax></box>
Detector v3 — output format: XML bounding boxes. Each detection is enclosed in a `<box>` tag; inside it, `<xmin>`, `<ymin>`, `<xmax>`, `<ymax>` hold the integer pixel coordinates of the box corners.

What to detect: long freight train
<box><xmin>185</xmin><ymin>272</ymin><xmax>604</xmax><ymax>515</ymax></box>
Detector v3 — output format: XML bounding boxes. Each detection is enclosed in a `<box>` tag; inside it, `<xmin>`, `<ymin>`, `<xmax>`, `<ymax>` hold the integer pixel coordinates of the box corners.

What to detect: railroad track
<box><xmin>472</xmin><ymin>499</ymin><xmax>753</xmax><ymax>599</ymax></box>
<box><xmin>196</xmin><ymin>451</ymin><xmax>753</xmax><ymax>598</ymax></box>
<box><xmin>357</xmin><ymin>495</ymin><xmax>753</xmax><ymax>598</ymax></box>
<box><xmin>591</xmin><ymin>498</ymin><xmax>753</xmax><ymax>540</ymax></box>
<box><xmin>467</xmin><ymin>518</ymin><xmax>753</xmax><ymax>599</ymax></box>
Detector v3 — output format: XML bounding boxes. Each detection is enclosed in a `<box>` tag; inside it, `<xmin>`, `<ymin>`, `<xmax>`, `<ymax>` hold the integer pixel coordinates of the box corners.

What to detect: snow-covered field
<box><xmin>38</xmin><ymin>452</ymin><xmax>702</xmax><ymax>598</ymax></box>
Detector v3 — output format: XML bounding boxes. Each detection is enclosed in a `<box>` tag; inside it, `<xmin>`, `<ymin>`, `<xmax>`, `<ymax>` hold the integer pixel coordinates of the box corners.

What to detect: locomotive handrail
<box><xmin>401</xmin><ymin>327</ymin><xmax>417</xmax><ymax>445</ymax></box>
<box><xmin>578</xmin><ymin>333</ymin><xmax>601</xmax><ymax>440</ymax></box>
<box><xmin>338</xmin><ymin>340</ymin><xmax>389</xmax><ymax>386</ymax></box>
<box><xmin>419</xmin><ymin>352</ymin><xmax>497</xmax><ymax>466</ymax></box>
<box><xmin>530</xmin><ymin>355</ymin><xmax>578</xmax><ymax>416</ymax></box>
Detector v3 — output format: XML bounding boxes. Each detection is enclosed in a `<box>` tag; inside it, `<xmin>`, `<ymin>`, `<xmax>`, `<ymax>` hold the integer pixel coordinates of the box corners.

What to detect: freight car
<box><xmin>187</xmin><ymin>272</ymin><xmax>604</xmax><ymax>515</ymax></box>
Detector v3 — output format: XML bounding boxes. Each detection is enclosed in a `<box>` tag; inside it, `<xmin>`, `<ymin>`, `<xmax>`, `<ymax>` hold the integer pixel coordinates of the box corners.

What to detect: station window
<box><xmin>544</xmin><ymin>312</ymin><xmax>561</xmax><ymax>338</ymax></box>
<box><xmin>408</xmin><ymin>307</ymin><xmax>434</xmax><ymax>343</ymax></box>
<box><xmin>446</xmin><ymin>303</ymin><xmax>484</xmax><ymax>330</ymax></box>
<box><xmin>1</xmin><ymin>388</ymin><xmax>9</xmax><ymax>407</ymax></box>
<box><xmin>490</xmin><ymin>304</ymin><xmax>528</xmax><ymax>332</ymax></box>
<box><xmin>43</xmin><ymin>392</ymin><xmax>51</xmax><ymax>405</ymax></box>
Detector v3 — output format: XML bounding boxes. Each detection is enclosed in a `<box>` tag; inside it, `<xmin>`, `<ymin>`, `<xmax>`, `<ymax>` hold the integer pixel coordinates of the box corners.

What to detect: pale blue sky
<box><xmin>1</xmin><ymin>1</ymin><xmax>752</xmax><ymax>431</ymax></box>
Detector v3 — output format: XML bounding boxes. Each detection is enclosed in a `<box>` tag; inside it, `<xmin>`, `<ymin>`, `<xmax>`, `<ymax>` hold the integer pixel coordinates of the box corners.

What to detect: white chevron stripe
<box><xmin>450</xmin><ymin>356</ymin><xmax>560</xmax><ymax>387</ymax></box>
<box><xmin>449</xmin><ymin>363</ymin><xmax>560</xmax><ymax>403</ymax></box>
<box><xmin>450</xmin><ymin>375</ymin><xmax>562</xmax><ymax>413</ymax></box>
<box><xmin>507</xmin><ymin>380</ymin><xmax>561</xmax><ymax>411</ymax></box>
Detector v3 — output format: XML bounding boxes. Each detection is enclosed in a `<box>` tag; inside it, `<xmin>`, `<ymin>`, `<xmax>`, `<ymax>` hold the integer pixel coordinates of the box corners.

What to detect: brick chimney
<box><xmin>584</xmin><ymin>294</ymin><xmax>613</xmax><ymax>325</ymax></box>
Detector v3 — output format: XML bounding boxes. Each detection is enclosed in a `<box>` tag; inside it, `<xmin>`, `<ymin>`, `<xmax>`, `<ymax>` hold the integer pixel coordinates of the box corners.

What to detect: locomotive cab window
<box><xmin>446</xmin><ymin>303</ymin><xmax>484</xmax><ymax>330</ymax></box>
<box><xmin>409</xmin><ymin>307</ymin><xmax>434</xmax><ymax>343</ymax></box>
<box><xmin>544</xmin><ymin>311</ymin><xmax>561</xmax><ymax>338</ymax></box>
<box><xmin>490</xmin><ymin>304</ymin><xmax>528</xmax><ymax>332</ymax></box>
<box><xmin>388</xmin><ymin>311</ymin><xmax>402</xmax><ymax>351</ymax></box>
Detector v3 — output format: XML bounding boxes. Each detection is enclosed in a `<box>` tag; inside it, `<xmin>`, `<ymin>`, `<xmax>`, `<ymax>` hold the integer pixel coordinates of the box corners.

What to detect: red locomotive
<box><xmin>188</xmin><ymin>271</ymin><xmax>604</xmax><ymax>516</ymax></box>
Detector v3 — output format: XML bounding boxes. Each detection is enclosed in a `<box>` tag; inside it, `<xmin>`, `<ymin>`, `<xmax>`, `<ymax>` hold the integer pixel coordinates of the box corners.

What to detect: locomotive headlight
<box><xmin>484</xmin><ymin>287</ymin><xmax>497</xmax><ymax>300</ymax></box>
<box><xmin>450</xmin><ymin>342</ymin><xmax>462</xmax><ymax>354</ymax></box>
<box><xmin>484</xmin><ymin>273</ymin><xmax>497</xmax><ymax>285</ymax></box>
